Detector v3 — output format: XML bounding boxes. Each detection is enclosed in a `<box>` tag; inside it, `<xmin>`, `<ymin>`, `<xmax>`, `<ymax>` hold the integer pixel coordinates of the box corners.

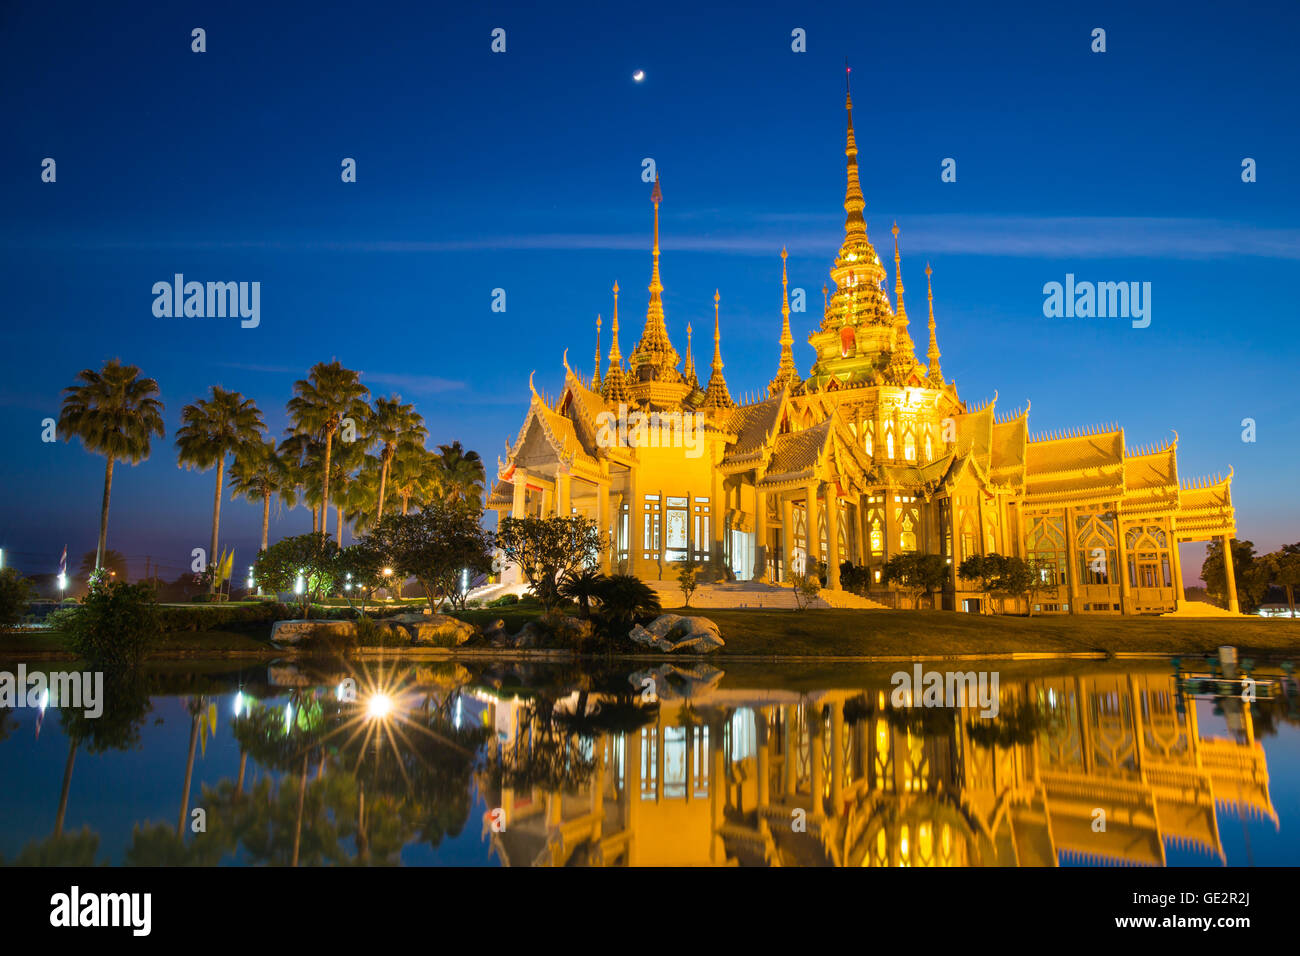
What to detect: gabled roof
<box><xmin>1023</xmin><ymin>424</ymin><xmax>1126</xmax><ymax>508</ymax></box>
<box><xmin>720</xmin><ymin>389</ymin><xmax>789</xmax><ymax>471</ymax></box>
<box><xmin>1122</xmin><ymin>439</ymin><xmax>1180</xmax><ymax>518</ymax></box>
<box><xmin>1175</xmin><ymin>470</ymin><xmax>1236</xmax><ymax>540</ymax></box>
<box><xmin>954</xmin><ymin>396</ymin><xmax>996</xmax><ymax>474</ymax></box>
<box><xmin>756</xmin><ymin>409</ymin><xmax>874</xmax><ymax>493</ymax></box>
<box><xmin>989</xmin><ymin>403</ymin><xmax>1029</xmax><ymax>490</ymax></box>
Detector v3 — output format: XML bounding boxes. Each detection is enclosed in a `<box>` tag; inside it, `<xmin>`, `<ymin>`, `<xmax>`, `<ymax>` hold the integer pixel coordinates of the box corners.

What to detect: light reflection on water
<box><xmin>0</xmin><ymin>657</ymin><xmax>1294</xmax><ymax>866</ymax></box>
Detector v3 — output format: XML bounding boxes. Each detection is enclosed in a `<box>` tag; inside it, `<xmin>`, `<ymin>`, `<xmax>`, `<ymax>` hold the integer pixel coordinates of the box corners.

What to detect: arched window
<box><xmin>865</xmin><ymin>423</ymin><xmax>874</xmax><ymax>457</ymax></box>
<box><xmin>840</xmin><ymin>327</ymin><xmax>855</xmax><ymax>357</ymax></box>
<box><xmin>924</xmin><ymin>432</ymin><xmax>933</xmax><ymax>461</ymax></box>
<box><xmin>900</xmin><ymin>515</ymin><xmax>917</xmax><ymax>552</ymax></box>
<box><xmin>903</xmin><ymin>429</ymin><xmax>916</xmax><ymax>462</ymax></box>
<box><xmin>886</xmin><ymin>429</ymin><xmax>895</xmax><ymax>459</ymax></box>
<box><xmin>870</xmin><ymin>520</ymin><xmax>883</xmax><ymax>554</ymax></box>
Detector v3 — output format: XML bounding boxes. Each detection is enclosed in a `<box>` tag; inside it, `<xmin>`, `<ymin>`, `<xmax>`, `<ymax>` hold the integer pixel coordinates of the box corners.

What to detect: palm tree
<box><xmin>286</xmin><ymin>361</ymin><xmax>369</xmax><ymax>541</ymax></box>
<box><xmin>388</xmin><ymin>444</ymin><xmax>436</xmax><ymax>516</ymax></box>
<box><xmin>57</xmin><ymin>360</ymin><xmax>165</xmax><ymax>569</ymax></box>
<box><xmin>326</xmin><ymin>439</ymin><xmax>367</xmax><ymax>546</ymax></box>
<box><xmin>277</xmin><ymin>432</ymin><xmax>321</xmax><ymax>532</ymax></box>
<box><xmin>77</xmin><ymin>549</ymin><xmax>127</xmax><ymax>583</ymax></box>
<box><xmin>229</xmin><ymin>437</ymin><xmax>298</xmax><ymax>553</ymax></box>
<box><xmin>433</xmin><ymin>441</ymin><xmax>486</xmax><ymax>510</ymax></box>
<box><xmin>175</xmin><ymin>387</ymin><xmax>266</xmax><ymax>591</ymax></box>
<box><xmin>368</xmin><ymin>396</ymin><xmax>427</xmax><ymax>522</ymax></box>
<box><xmin>343</xmin><ymin>454</ymin><xmax>386</xmax><ymax>536</ymax></box>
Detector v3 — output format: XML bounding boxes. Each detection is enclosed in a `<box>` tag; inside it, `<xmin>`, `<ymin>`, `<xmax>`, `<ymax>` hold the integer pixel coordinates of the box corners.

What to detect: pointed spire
<box><xmin>892</xmin><ymin>222</ymin><xmax>906</xmax><ymax>318</ymax></box>
<box><xmin>703</xmin><ymin>289</ymin><xmax>734</xmax><ymax>410</ymax></box>
<box><xmin>889</xmin><ymin>222</ymin><xmax>916</xmax><ymax>364</ymax></box>
<box><xmin>601</xmin><ymin>280</ymin><xmax>632</xmax><ymax>404</ymax></box>
<box><xmin>592</xmin><ymin>313</ymin><xmax>602</xmax><ymax>390</ymax></box>
<box><xmin>924</xmin><ymin>262</ymin><xmax>944</xmax><ymax>386</ymax></box>
<box><xmin>629</xmin><ymin>174</ymin><xmax>680</xmax><ymax>381</ymax></box>
<box><xmin>842</xmin><ymin>63</ymin><xmax>866</xmax><ymax>242</ymax></box>
<box><xmin>683</xmin><ymin>322</ymin><xmax>698</xmax><ymax>388</ymax></box>
<box><xmin>770</xmin><ymin>247</ymin><xmax>803</xmax><ymax>396</ymax></box>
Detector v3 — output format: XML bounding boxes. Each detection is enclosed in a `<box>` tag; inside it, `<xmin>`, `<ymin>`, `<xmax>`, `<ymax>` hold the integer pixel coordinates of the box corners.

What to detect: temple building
<box><xmin>488</xmin><ymin>82</ymin><xmax>1239</xmax><ymax>615</ymax></box>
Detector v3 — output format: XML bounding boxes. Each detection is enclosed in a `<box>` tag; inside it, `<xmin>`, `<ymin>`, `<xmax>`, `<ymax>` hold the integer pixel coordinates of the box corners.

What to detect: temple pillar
<box><xmin>804</xmin><ymin>481</ymin><xmax>820</xmax><ymax>577</ymax></box>
<box><xmin>1064</xmin><ymin>507</ymin><xmax>1081</xmax><ymax>614</ymax></box>
<box><xmin>597</xmin><ymin>483</ymin><xmax>611</xmax><ymax>573</ymax></box>
<box><xmin>511</xmin><ymin>469</ymin><xmax>528</xmax><ymax>518</ymax></box>
<box><xmin>782</xmin><ymin>705</ymin><xmax>797</xmax><ymax>797</ymax></box>
<box><xmin>854</xmin><ymin>498</ymin><xmax>868</xmax><ymax>565</ymax></box>
<box><xmin>826</xmin><ymin>489</ymin><xmax>841</xmax><ymax>590</ymax></box>
<box><xmin>1171</xmin><ymin>536</ymin><xmax>1185</xmax><ymax>605</ymax></box>
<box><xmin>755</xmin><ymin>710</ymin><xmax>770</xmax><ymax>808</ymax></box>
<box><xmin>711</xmin><ymin>470</ymin><xmax>726</xmax><ymax>571</ymax></box>
<box><xmin>782</xmin><ymin>496</ymin><xmax>795</xmax><ymax>582</ymax></box>
<box><xmin>754</xmin><ymin>487</ymin><xmax>769</xmax><ymax>582</ymax></box>
<box><xmin>1117</xmin><ymin>518</ymin><xmax>1132</xmax><ymax>614</ymax></box>
<box><xmin>882</xmin><ymin>487</ymin><xmax>894</xmax><ymax>564</ymax></box>
<box><xmin>1222</xmin><ymin>534</ymin><xmax>1240</xmax><ymax>613</ymax></box>
<box><xmin>556</xmin><ymin>473</ymin><xmax>572</xmax><ymax>516</ymax></box>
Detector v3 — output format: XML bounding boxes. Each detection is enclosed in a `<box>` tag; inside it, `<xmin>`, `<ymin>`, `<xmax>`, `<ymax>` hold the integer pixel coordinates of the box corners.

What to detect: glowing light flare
<box><xmin>366</xmin><ymin>693</ymin><xmax>394</xmax><ymax>720</ymax></box>
<box><xmin>632</xmin><ymin>70</ymin><xmax>645</xmax><ymax>82</ymax></box>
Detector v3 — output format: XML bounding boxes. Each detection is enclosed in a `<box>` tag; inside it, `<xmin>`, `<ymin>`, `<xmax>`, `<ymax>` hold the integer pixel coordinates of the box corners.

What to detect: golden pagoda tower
<box><xmin>601</xmin><ymin>281</ymin><xmax>632</xmax><ymax>404</ymax></box>
<box><xmin>769</xmin><ymin>247</ymin><xmax>803</xmax><ymax>396</ymax></box>
<box><xmin>887</xmin><ymin>221</ymin><xmax>921</xmax><ymax>379</ymax></box>
<box><xmin>629</xmin><ymin>175</ymin><xmax>682</xmax><ymax>385</ymax></box>
<box><xmin>703</xmin><ymin>289</ymin><xmax>735</xmax><ymax>410</ymax></box>
<box><xmin>925</xmin><ymin>263</ymin><xmax>945</xmax><ymax>387</ymax></box>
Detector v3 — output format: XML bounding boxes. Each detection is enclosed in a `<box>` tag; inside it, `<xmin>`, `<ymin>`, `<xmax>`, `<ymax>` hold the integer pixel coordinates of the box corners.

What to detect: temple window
<box><xmin>924</xmin><ymin>432</ymin><xmax>933</xmax><ymax>461</ymax></box>
<box><xmin>904</xmin><ymin>430</ymin><xmax>916</xmax><ymax>462</ymax></box>
<box><xmin>886</xmin><ymin>429</ymin><xmax>895</xmax><ymax>459</ymax></box>
<box><xmin>900</xmin><ymin>515</ymin><xmax>917</xmax><ymax>552</ymax></box>
<box><xmin>870</xmin><ymin>519</ymin><xmax>883</xmax><ymax>554</ymax></box>
<box><xmin>865</xmin><ymin>424</ymin><xmax>874</xmax><ymax>457</ymax></box>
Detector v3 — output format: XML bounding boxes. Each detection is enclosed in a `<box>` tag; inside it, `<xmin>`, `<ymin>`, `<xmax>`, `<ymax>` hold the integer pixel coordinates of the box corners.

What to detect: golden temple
<box><xmin>489</xmin><ymin>82</ymin><xmax>1240</xmax><ymax>615</ymax></box>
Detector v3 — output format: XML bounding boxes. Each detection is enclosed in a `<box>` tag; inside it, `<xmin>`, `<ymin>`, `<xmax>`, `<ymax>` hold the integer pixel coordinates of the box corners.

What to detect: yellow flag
<box><xmin>221</xmin><ymin>549</ymin><xmax>234</xmax><ymax>585</ymax></box>
<box><xmin>213</xmin><ymin>547</ymin><xmax>226</xmax><ymax>584</ymax></box>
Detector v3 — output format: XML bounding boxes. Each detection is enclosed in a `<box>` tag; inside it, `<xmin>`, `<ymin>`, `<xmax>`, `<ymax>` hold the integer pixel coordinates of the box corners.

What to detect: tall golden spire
<box><xmin>925</xmin><ymin>262</ymin><xmax>944</xmax><ymax>386</ymax></box>
<box><xmin>702</xmin><ymin>289</ymin><xmax>734</xmax><ymax>410</ymax></box>
<box><xmin>769</xmin><ymin>247</ymin><xmax>804</xmax><ymax>396</ymax></box>
<box><xmin>842</xmin><ymin>64</ymin><xmax>867</xmax><ymax>243</ymax></box>
<box><xmin>683</xmin><ymin>322</ymin><xmax>698</xmax><ymax>388</ymax></box>
<box><xmin>891</xmin><ymin>221</ymin><xmax>915</xmax><ymax>357</ymax></box>
<box><xmin>591</xmin><ymin>313</ymin><xmax>602</xmax><ymax>390</ymax></box>
<box><xmin>601</xmin><ymin>281</ymin><xmax>632</xmax><ymax>403</ymax></box>
<box><xmin>630</xmin><ymin>174</ymin><xmax>680</xmax><ymax>381</ymax></box>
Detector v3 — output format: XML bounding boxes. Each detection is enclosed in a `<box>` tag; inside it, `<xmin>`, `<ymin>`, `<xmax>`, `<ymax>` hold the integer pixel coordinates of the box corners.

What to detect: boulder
<box><xmin>482</xmin><ymin>618</ymin><xmax>509</xmax><ymax>645</ymax></box>
<box><xmin>270</xmin><ymin>619</ymin><xmax>356</xmax><ymax>645</ymax></box>
<box><xmin>628</xmin><ymin>614</ymin><xmax>724</xmax><ymax>653</ymax></box>
<box><xmin>405</xmin><ymin>614</ymin><xmax>477</xmax><ymax>647</ymax></box>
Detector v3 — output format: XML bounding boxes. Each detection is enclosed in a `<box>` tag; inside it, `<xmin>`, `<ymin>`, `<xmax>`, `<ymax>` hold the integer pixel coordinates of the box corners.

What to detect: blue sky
<box><xmin>1</xmin><ymin>0</ymin><xmax>1297</xmax><ymax>581</ymax></box>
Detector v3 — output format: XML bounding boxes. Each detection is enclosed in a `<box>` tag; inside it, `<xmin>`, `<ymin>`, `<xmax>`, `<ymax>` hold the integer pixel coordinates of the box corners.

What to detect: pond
<box><xmin>0</xmin><ymin>655</ymin><xmax>1294</xmax><ymax>866</ymax></box>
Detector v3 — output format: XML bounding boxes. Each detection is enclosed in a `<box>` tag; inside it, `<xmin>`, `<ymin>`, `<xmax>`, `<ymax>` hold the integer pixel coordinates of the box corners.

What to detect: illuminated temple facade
<box><xmin>489</xmin><ymin>86</ymin><xmax>1240</xmax><ymax>615</ymax></box>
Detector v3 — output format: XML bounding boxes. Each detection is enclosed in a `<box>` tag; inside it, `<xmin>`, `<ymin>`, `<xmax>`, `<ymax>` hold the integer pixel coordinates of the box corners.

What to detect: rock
<box><xmin>268</xmin><ymin>664</ymin><xmax>312</xmax><ymax>687</ymax></box>
<box><xmin>513</xmin><ymin>621</ymin><xmax>546</xmax><ymax>648</ymax></box>
<box><xmin>405</xmin><ymin>613</ymin><xmax>477</xmax><ymax>647</ymax></box>
<box><xmin>270</xmin><ymin>619</ymin><xmax>357</xmax><ymax>645</ymax></box>
<box><xmin>628</xmin><ymin>614</ymin><xmax>723</xmax><ymax>653</ymax></box>
<box><xmin>556</xmin><ymin>615</ymin><xmax>594</xmax><ymax>641</ymax></box>
<box><xmin>482</xmin><ymin>618</ymin><xmax>509</xmax><ymax>645</ymax></box>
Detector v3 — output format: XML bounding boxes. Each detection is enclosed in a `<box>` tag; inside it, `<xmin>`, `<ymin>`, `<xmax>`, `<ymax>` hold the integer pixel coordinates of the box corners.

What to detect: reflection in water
<box><xmin>0</xmin><ymin>658</ymin><xmax>1287</xmax><ymax>866</ymax></box>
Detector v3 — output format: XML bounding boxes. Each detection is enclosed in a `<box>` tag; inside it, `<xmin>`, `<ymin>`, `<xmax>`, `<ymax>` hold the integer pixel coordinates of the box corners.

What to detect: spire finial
<box><xmin>892</xmin><ymin>221</ymin><xmax>906</xmax><ymax>317</ymax></box>
<box><xmin>629</xmin><ymin>174</ymin><xmax>680</xmax><ymax>381</ymax></box>
<box><xmin>770</xmin><ymin>249</ymin><xmax>803</xmax><ymax>397</ymax></box>
<box><xmin>601</xmin><ymin>281</ymin><xmax>631</xmax><ymax>404</ymax></box>
<box><xmin>592</xmin><ymin>313</ymin><xmax>603</xmax><ymax>390</ymax></box>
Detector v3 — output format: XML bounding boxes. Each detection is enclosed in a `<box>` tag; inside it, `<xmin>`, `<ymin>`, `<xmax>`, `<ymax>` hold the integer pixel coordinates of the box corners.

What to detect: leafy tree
<box><xmin>333</xmin><ymin>541</ymin><xmax>386</xmax><ymax>614</ymax></box>
<box><xmin>62</xmin><ymin>580</ymin><xmax>161</xmax><ymax>669</ymax></box>
<box><xmin>229</xmin><ymin>437</ymin><xmax>297</xmax><ymax>553</ymax></box>
<box><xmin>676</xmin><ymin>559</ymin><xmax>699</xmax><ymax>607</ymax></box>
<box><xmin>959</xmin><ymin>554</ymin><xmax>1004</xmax><ymax>613</ymax></box>
<box><xmin>790</xmin><ymin>572</ymin><xmax>822</xmax><ymax>611</ymax></box>
<box><xmin>388</xmin><ymin>443</ymin><xmax>436</xmax><ymax>516</ymax></box>
<box><xmin>286</xmin><ymin>361</ymin><xmax>370</xmax><ymax>541</ymax></box>
<box><xmin>496</xmin><ymin>515</ymin><xmax>604</xmax><ymax>610</ymax></box>
<box><xmin>1201</xmin><ymin>538</ymin><xmax>1269</xmax><ymax>613</ymax></box>
<box><xmin>989</xmin><ymin>556</ymin><xmax>1035</xmax><ymax>614</ymax></box>
<box><xmin>364</xmin><ymin>503</ymin><xmax>493</xmax><ymax>611</ymax></box>
<box><xmin>882</xmin><ymin>553</ymin><xmax>949</xmax><ymax>609</ymax></box>
<box><xmin>1260</xmin><ymin>545</ymin><xmax>1300</xmax><ymax>617</ymax></box>
<box><xmin>176</xmin><ymin>386</ymin><xmax>266</xmax><ymax>590</ymax></box>
<box><xmin>58</xmin><ymin>359</ymin><xmax>165</xmax><ymax>569</ymax></box>
<box><xmin>0</xmin><ymin>568</ymin><xmax>35</xmax><ymax>628</ymax></box>
<box><xmin>253</xmin><ymin>533</ymin><xmax>340</xmax><ymax>616</ymax></box>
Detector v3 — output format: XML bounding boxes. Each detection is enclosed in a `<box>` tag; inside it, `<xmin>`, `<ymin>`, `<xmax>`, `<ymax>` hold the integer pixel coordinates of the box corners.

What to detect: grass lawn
<box><xmin>700</xmin><ymin>608</ymin><xmax>1300</xmax><ymax>658</ymax></box>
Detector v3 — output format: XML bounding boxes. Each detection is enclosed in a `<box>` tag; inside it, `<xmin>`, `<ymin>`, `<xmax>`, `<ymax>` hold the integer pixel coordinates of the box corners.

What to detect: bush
<box><xmin>63</xmin><ymin>582</ymin><xmax>161</xmax><ymax>668</ymax></box>
<box><xmin>489</xmin><ymin>593</ymin><xmax>520</xmax><ymax>607</ymax></box>
<box><xmin>0</xmin><ymin>568</ymin><xmax>35</xmax><ymax>628</ymax></box>
<box><xmin>594</xmin><ymin>575</ymin><xmax>661</xmax><ymax>629</ymax></box>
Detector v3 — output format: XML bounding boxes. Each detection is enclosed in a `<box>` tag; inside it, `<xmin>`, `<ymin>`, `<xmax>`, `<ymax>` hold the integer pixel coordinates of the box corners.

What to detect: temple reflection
<box><xmin>473</xmin><ymin>667</ymin><xmax>1277</xmax><ymax>867</ymax></box>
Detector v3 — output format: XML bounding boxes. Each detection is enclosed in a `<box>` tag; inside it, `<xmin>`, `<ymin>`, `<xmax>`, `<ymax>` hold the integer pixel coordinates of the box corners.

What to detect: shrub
<box><xmin>489</xmin><ymin>593</ymin><xmax>520</xmax><ymax>607</ymax></box>
<box><xmin>594</xmin><ymin>575</ymin><xmax>661</xmax><ymax>629</ymax></box>
<box><xmin>0</xmin><ymin>568</ymin><xmax>35</xmax><ymax>628</ymax></box>
<box><xmin>63</xmin><ymin>582</ymin><xmax>161</xmax><ymax>668</ymax></box>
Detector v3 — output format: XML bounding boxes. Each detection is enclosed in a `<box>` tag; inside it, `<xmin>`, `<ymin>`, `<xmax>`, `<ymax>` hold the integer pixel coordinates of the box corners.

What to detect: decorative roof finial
<box><xmin>592</xmin><ymin>313</ymin><xmax>602</xmax><ymax>390</ymax></box>
<box><xmin>602</xmin><ymin>280</ymin><xmax>632</xmax><ymax>404</ymax></box>
<box><xmin>769</xmin><ymin>247</ymin><xmax>804</xmax><ymax>397</ymax></box>
<box><xmin>630</xmin><ymin>174</ymin><xmax>680</xmax><ymax>381</ymax></box>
